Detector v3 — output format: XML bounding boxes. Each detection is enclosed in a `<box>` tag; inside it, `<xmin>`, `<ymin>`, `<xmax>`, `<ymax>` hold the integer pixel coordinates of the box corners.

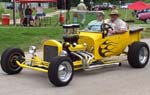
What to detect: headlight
<box><xmin>29</xmin><ymin>46</ymin><xmax>36</xmax><ymax>54</ymax></box>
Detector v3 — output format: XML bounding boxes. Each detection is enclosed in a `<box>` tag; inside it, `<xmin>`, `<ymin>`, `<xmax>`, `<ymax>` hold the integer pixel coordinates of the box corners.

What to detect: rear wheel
<box><xmin>1</xmin><ymin>48</ymin><xmax>25</xmax><ymax>74</ymax></box>
<box><xmin>48</xmin><ymin>56</ymin><xmax>74</xmax><ymax>87</ymax></box>
<box><xmin>128</xmin><ymin>42</ymin><xmax>149</xmax><ymax>68</ymax></box>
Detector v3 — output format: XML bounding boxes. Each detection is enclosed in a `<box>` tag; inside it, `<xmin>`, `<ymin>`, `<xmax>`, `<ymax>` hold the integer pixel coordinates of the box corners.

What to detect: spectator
<box><xmin>24</xmin><ymin>5</ymin><xmax>33</xmax><ymax>26</ymax></box>
<box><xmin>25</xmin><ymin>5</ymin><xmax>33</xmax><ymax>19</ymax></box>
<box><xmin>35</xmin><ymin>3</ymin><xmax>45</xmax><ymax>19</ymax></box>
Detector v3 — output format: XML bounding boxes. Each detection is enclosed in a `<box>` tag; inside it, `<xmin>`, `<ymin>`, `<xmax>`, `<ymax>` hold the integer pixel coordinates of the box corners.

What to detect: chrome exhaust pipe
<box><xmin>71</xmin><ymin>51</ymin><xmax>94</xmax><ymax>70</ymax></box>
<box><xmin>71</xmin><ymin>52</ymin><xmax>86</xmax><ymax>69</ymax></box>
<box><xmin>76</xmin><ymin>51</ymin><xmax>95</xmax><ymax>70</ymax></box>
<box><xmin>84</xmin><ymin>62</ymin><xmax>121</xmax><ymax>71</ymax></box>
<box><xmin>71</xmin><ymin>51</ymin><xmax>121</xmax><ymax>71</ymax></box>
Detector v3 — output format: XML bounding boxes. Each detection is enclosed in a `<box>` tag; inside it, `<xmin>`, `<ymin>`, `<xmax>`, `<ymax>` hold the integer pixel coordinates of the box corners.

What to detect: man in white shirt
<box><xmin>86</xmin><ymin>12</ymin><xmax>104</xmax><ymax>31</ymax></box>
<box><xmin>107</xmin><ymin>10</ymin><xmax>128</xmax><ymax>36</ymax></box>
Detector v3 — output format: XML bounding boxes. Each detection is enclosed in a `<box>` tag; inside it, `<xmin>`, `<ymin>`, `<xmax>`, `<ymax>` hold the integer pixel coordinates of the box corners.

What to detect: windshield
<box><xmin>72</xmin><ymin>10</ymin><xmax>105</xmax><ymax>32</ymax></box>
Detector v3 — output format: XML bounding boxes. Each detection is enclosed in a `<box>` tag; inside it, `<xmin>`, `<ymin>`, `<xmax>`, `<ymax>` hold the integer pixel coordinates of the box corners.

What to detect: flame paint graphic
<box><xmin>99</xmin><ymin>40</ymin><xmax>117</xmax><ymax>57</ymax></box>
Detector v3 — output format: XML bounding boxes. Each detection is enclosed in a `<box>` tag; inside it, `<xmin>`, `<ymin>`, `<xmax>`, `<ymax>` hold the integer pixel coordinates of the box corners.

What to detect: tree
<box><xmin>0</xmin><ymin>3</ymin><xmax>5</xmax><ymax>19</ymax></box>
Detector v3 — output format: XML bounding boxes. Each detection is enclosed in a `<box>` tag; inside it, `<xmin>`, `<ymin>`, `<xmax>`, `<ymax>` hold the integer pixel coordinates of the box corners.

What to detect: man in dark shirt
<box><xmin>25</xmin><ymin>5</ymin><xmax>33</xmax><ymax>19</ymax></box>
<box><xmin>24</xmin><ymin>5</ymin><xmax>33</xmax><ymax>26</ymax></box>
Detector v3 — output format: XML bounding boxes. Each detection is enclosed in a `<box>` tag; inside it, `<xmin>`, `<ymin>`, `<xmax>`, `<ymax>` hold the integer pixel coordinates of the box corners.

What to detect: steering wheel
<box><xmin>101</xmin><ymin>23</ymin><xmax>113</xmax><ymax>37</ymax></box>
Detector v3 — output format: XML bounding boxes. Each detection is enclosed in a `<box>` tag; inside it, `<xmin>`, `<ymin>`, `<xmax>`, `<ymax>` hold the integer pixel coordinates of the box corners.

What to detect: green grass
<box><xmin>0</xmin><ymin>8</ymin><xmax>149</xmax><ymax>54</ymax></box>
<box><xmin>0</xmin><ymin>25</ymin><xmax>149</xmax><ymax>54</ymax></box>
<box><xmin>0</xmin><ymin>26</ymin><xmax>63</xmax><ymax>54</ymax></box>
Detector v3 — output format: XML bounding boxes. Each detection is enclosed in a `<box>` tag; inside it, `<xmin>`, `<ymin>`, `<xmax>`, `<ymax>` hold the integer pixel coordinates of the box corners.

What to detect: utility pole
<box><xmin>13</xmin><ymin>0</ymin><xmax>16</xmax><ymax>26</ymax></box>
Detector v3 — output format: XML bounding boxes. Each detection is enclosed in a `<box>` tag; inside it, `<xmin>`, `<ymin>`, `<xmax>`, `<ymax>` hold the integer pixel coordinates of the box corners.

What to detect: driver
<box><xmin>106</xmin><ymin>10</ymin><xmax>128</xmax><ymax>36</ymax></box>
<box><xmin>85</xmin><ymin>12</ymin><xmax>104</xmax><ymax>31</ymax></box>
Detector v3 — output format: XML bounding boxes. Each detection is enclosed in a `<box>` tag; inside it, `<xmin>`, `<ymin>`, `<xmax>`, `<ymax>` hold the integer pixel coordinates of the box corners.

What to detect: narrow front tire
<box><xmin>1</xmin><ymin>48</ymin><xmax>25</xmax><ymax>74</ymax></box>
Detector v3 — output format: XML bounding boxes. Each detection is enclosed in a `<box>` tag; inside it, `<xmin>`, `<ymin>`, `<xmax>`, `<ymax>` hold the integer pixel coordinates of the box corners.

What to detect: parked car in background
<box><xmin>92</xmin><ymin>2</ymin><xmax>114</xmax><ymax>10</ymax></box>
<box><xmin>138</xmin><ymin>9</ymin><xmax>150</xmax><ymax>23</ymax></box>
<box><xmin>102</xmin><ymin>2</ymin><xmax>113</xmax><ymax>8</ymax></box>
<box><xmin>6</xmin><ymin>3</ymin><xmax>13</xmax><ymax>9</ymax></box>
<box><xmin>120</xmin><ymin>3</ymin><xmax>131</xmax><ymax>9</ymax></box>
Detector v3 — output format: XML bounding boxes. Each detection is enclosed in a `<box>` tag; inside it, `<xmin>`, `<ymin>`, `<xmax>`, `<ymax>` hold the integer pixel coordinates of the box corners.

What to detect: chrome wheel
<box><xmin>58</xmin><ymin>61</ymin><xmax>73</xmax><ymax>82</ymax></box>
<box><xmin>128</xmin><ymin>42</ymin><xmax>149</xmax><ymax>68</ymax></box>
<box><xmin>48</xmin><ymin>56</ymin><xmax>73</xmax><ymax>86</ymax></box>
<box><xmin>139</xmin><ymin>47</ymin><xmax>149</xmax><ymax>64</ymax></box>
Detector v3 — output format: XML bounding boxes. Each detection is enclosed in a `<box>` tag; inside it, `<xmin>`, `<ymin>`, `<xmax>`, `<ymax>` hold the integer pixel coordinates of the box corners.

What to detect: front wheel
<box><xmin>1</xmin><ymin>48</ymin><xmax>25</xmax><ymax>74</ymax></box>
<box><xmin>48</xmin><ymin>56</ymin><xmax>74</xmax><ymax>87</ymax></box>
<box><xmin>128</xmin><ymin>42</ymin><xmax>149</xmax><ymax>68</ymax></box>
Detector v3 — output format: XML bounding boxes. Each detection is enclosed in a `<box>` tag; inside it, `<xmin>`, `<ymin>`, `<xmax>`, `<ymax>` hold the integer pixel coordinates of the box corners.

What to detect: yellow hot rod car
<box><xmin>1</xmin><ymin>23</ymin><xmax>149</xmax><ymax>87</ymax></box>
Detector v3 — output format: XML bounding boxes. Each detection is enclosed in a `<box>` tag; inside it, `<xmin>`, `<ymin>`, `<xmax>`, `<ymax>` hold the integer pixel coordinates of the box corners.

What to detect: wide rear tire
<box><xmin>128</xmin><ymin>42</ymin><xmax>149</xmax><ymax>68</ymax></box>
<box><xmin>1</xmin><ymin>48</ymin><xmax>25</xmax><ymax>74</ymax></box>
<box><xmin>48</xmin><ymin>56</ymin><xmax>74</xmax><ymax>87</ymax></box>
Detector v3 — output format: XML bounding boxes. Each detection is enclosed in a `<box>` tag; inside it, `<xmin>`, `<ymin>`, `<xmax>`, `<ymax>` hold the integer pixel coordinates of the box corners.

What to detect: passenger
<box><xmin>107</xmin><ymin>10</ymin><xmax>128</xmax><ymax>36</ymax></box>
<box><xmin>86</xmin><ymin>12</ymin><xmax>104</xmax><ymax>31</ymax></box>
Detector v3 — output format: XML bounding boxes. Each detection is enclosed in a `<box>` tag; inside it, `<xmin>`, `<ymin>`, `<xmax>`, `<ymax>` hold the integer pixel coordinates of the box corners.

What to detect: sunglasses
<box><xmin>96</xmin><ymin>15</ymin><xmax>103</xmax><ymax>17</ymax></box>
<box><xmin>110</xmin><ymin>14</ymin><xmax>119</xmax><ymax>16</ymax></box>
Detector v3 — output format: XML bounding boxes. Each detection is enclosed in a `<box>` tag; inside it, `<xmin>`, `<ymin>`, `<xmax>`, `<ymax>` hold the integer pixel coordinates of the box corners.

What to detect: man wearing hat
<box><xmin>77</xmin><ymin>0</ymin><xmax>87</xmax><ymax>25</ymax></box>
<box><xmin>107</xmin><ymin>10</ymin><xmax>128</xmax><ymax>36</ymax></box>
<box><xmin>86</xmin><ymin>12</ymin><xmax>104</xmax><ymax>31</ymax></box>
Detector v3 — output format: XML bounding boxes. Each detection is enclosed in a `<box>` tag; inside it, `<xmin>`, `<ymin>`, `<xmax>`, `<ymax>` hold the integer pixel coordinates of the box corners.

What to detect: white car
<box><xmin>120</xmin><ymin>3</ymin><xmax>131</xmax><ymax>9</ymax></box>
<box><xmin>103</xmin><ymin>2</ymin><xmax>114</xmax><ymax>8</ymax></box>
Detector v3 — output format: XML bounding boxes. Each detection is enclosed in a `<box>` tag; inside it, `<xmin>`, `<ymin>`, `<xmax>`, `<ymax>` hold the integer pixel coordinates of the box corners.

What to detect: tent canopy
<box><xmin>16</xmin><ymin>0</ymin><xmax>57</xmax><ymax>3</ymax></box>
<box><xmin>147</xmin><ymin>4</ymin><xmax>150</xmax><ymax>9</ymax></box>
<box><xmin>128</xmin><ymin>1</ymin><xmax>148</xmax><ymax>10</ymax></box>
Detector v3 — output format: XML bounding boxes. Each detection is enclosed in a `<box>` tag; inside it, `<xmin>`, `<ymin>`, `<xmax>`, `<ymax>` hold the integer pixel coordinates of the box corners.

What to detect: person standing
<box><xmin>25</xmin><ymin>5</ymin><xmax>33</xmax><ymax>26</ymax></box>
<box><xmin>35</xmin><ymin>3</ymin><xmax>44</xmax><ymax>19</ymax></box>
<box><xmin>25</xmin><ymin>5</ymin><xmax>33</xmax><ymax>19</ymax></box>
<box><xmin>77</xmin><ymin>0</ymin><xmax>87</xmax><ymax>25</ymax></box>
